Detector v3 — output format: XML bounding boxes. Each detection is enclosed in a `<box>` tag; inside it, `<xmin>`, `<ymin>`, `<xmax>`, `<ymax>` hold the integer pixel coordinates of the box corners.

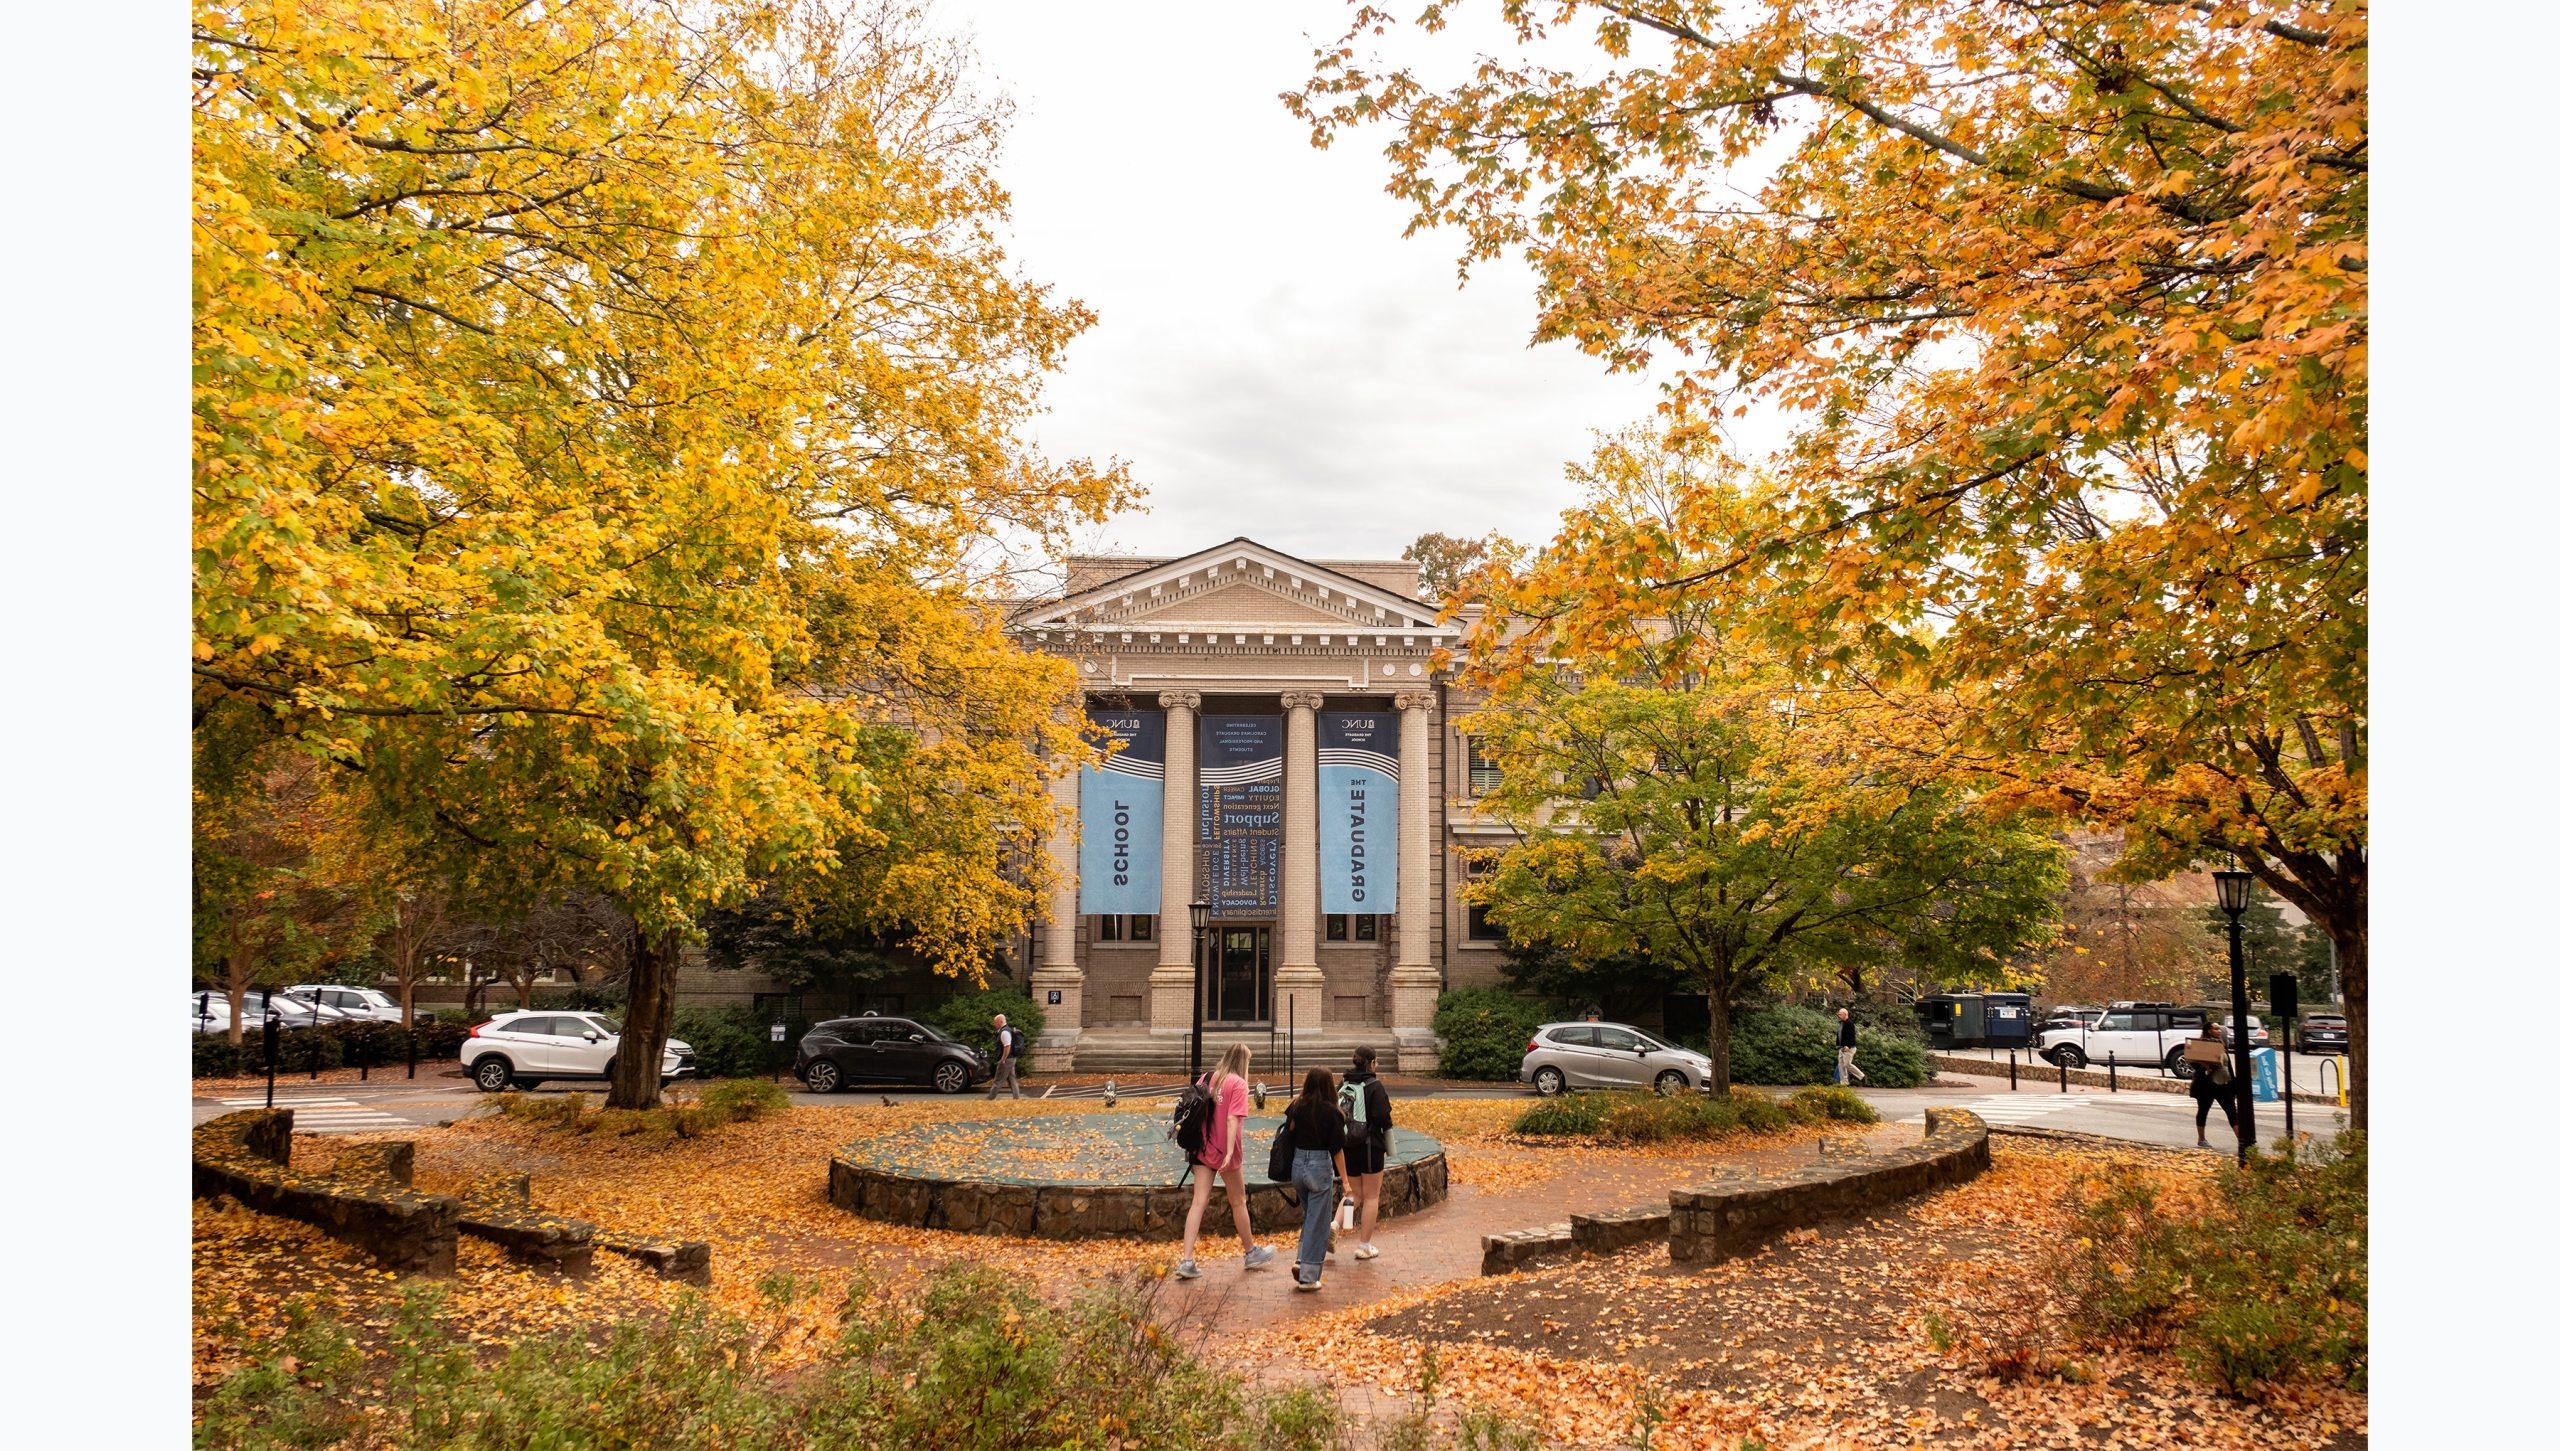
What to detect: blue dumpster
<box><xmin>2250</xmin><ymin>1046</ymin><xmax>2280</xmax><ymax>1104</ymax></box>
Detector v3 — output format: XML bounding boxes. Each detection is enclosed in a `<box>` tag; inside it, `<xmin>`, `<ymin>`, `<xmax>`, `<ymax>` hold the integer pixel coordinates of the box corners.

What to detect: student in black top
<box><xmin>1835</xmin><ymin>1007</ymin><xmax>1867</xmax><ymax>1085</ymax></box>
<box><xmin>1338</xmin><ymin>1046</ymin><xmax>1395</xmax><ymax>1261</ymax></box>
<box><xmin>1282</xmin><ymin>1066</ymin><xmax>1348</xmax><ymax>1290</ymax></box>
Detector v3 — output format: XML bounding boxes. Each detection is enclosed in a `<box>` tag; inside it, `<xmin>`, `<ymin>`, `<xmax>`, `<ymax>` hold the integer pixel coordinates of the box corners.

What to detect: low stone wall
<box><xmin>1668</xmin><ymin>1107</ymin><xmax>1990</xmax><ymax>1266</ymax></box>
<box><xmin>194</xmin><ymin>1110</ymin><xmax>712</xmax><ymax>1280</ymax></box>
<box><xmin>193</xmin><ymin>1110</ymin><xmax>460</xmax><ymax>1273</ymax></box>
<box><xmin>828</xmin><ymin>1149</ymin><xmax>1451</xmax><ymax>1240</ymax></box>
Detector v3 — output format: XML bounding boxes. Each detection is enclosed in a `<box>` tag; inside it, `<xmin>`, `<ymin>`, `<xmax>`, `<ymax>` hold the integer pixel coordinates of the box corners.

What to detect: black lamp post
<box><xmin>1188</xmin><ymin>899</ymin><xmax>1210</xmax><ymax>1083</ymax></box>
<box><xmin>2212</xmin><ymin>868</ymin><xmax>2259</xmax><ymax>1160</ymax></box>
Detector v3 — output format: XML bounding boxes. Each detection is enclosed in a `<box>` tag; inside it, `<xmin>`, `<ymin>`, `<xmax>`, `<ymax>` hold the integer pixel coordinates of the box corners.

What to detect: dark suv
<box><xmin>794</xmin><ymin>1016</ymin><xmax>988</xmax><ymax>1095</ymax></box>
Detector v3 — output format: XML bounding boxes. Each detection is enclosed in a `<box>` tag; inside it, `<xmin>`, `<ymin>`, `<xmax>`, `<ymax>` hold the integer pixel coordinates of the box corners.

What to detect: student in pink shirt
<box><xmin>1174</xmin><ymin>1043</ymin><xmax>1276</xmax><ymax>1279</ymax></box>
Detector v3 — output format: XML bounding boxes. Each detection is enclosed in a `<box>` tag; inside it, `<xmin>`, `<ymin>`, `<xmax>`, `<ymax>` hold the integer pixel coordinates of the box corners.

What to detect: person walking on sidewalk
<box><xmin>1835</xmin><ymin>1008</ymin><xmax>1867</xmax><ymax>1085</ymax></box>
<box><xmin>1283</xmin><ymin>1066</ymin><xmax>1349</xmax><ymax>1292</ymax></box>
<box><xmin>1173</xmin><ymin>1044</ymin><xmax>1275</xmax><ymax>1280</ymax></box>
<box><xmin>985</xmin><ymin>1013</ymin><xmax>1025</xmax><ymax>1099</ymax></box>
<box><xmin>1339</xmin><ymin>1046</ymin><xmax>1394</xmax><ymax>1261</ymax></box>
<box><xmin>2189</xmin><ymin>1022</ymin><xmax>2242</xmax><ymax>1147</ymax></box>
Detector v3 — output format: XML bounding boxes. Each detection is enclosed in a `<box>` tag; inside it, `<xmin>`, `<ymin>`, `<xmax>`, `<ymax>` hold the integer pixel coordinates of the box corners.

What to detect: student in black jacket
<box><xmin>1835</xmin><ymin>1008</ymin><xmax>1867</xmax><ymax>1085</ymax></box>
<box><xmin>1282</xmin><ymin>1067</ymin><xmax>1348</xmax><ymax>1291</ymax></box>
<box><xmin>1339</xmin><ymin>1046</ymin><xmax>1395</xmax><ymax>1261</ymax></box>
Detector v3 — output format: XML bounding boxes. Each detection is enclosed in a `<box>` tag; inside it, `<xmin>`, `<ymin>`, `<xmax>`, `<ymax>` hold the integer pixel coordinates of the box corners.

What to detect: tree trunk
<box><xmin>608</xmin><ymin>931</ymin><xmax>680</xmax><ymax>1110</ymax></box>
<box><xmin>2334</xmin><ymin>919</ymin><xmax>2366</xmax><ymax>1134</ymax></box>
<box><xmin>224</xmin><ymin>922</ymin><xmax>252</xmax><ymax>1048</ymax></box>
<box><xmin>399</xmin><ymin>976</ymin><xmax>415</xmax><ymax>1031</ymax></box>
<box><xmin>1706</xmin><ymin>980</ymin><xmax>1733</xmax><ymax>1097</ymax></box>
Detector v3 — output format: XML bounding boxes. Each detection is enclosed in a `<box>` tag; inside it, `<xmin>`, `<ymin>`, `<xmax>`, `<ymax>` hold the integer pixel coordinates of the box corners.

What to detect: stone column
<box><xmin>1389</xmin><ymin>691</ymin><xmax>1441</xmax><ymax>1070</ymax></box>
<box><xmin>1148</xmin><ymin>691</ymin><xmax>1202</xmax><ymax>1035</ymax></box>
<box><xmin>1029</xmin><ymin>727</ymin><xmax>1084</xmax><ymax>1071</ymax></box>
<box><xmin>1275</xmin><ymin>690</ymin><xmax>1326</xmax><ymax>1036</ymax></box>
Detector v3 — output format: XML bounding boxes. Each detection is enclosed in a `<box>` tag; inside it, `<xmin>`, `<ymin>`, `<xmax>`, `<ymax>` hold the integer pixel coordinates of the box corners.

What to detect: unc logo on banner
<box><xmin>1318</xmin><ymin>712</ymin><xmax>1398</xmax><ymax>914</ymax></box>
<box><xmin>1078</xmin><ymin>712</ymin><xmax>1164</xmax><ymax>915</ymax></box>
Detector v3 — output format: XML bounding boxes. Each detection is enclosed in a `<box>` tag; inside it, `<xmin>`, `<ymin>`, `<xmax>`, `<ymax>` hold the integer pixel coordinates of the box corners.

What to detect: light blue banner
<box><xmin>1318</xmin><ymin>711</ymin><xmax>1398</xmax><ymax>914</ymax></box>
<box><xmin>1078</xmin><ymin>711</ymin><xmax>1164</xmax><ymax>916</ymax></box>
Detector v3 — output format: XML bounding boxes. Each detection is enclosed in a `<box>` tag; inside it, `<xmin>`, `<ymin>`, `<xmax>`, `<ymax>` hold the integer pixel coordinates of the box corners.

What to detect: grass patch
<box><xmin>2059</xmin><ymin>1132</ymin><xmax>2367</xmax><ymax>1398</ymax></box>
<box><xmin>482</xmin><ymin>1077</ymin><xmax>790</xmax><ymax>1144</ymax></box>
<box><xmin>199</xmin><ymin>1265</ymin><xmax>1347</xmax><ymax>1450</ymax></box>
<box><xmin>1511</xmin><ymin>1085</ymin><xmax>1874</xmax><ymax>1144</ymax></box>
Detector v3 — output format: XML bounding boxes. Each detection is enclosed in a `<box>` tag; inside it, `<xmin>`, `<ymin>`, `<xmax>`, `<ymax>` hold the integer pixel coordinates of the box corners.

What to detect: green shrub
<box><xmin>2059</xmin><ymin>1132</ymin><xmax>2366</xmax><ymax>1398</ymax></box>
<box><xmin>1786</xmin><ymin>1084</ymin><xmax>1881</xmax><ymax>1125</ymax></box>
<box><xmin>665</xmin><ymin>1001</ymin><xmax>819</xmax><ymax>1080</ymax></box>
<box><xmin>917</xmin><ymin>986</ymin><xmax>1045</xmax><ymax>1062</ymax></box>
<box><xmin>1512</xmin><ymin>1092</ymin><xmax>1609</xmax><ymax>1136</ymax></box>
<box><xmin>191</xmin><ymin>1018</ymin><xmax>470</xmax><ymax>1078</ymax></box>
<box><xmin>1708</xmin><ymin>1004</ymin><xmax>1929</xmax><ymax>1088</ymax></box>
<box><xmin>1855</xmin><ymin>1030</ymin><xmax>1931</xmax><ymax>1088</ymax></box>
<box><xmin>202</xmin><ymin>1266</ymin><xmax>1347</xmax><ymax>1448</ymax></box>
<box><xmin>1511</xmin><ymin>1086</ymin><xmax>1873</xmax><ymax>1145</ymax></box>
<box><xmin>700</xmin><ymin>1077</ymin><xmax>789</xmax><ymax>1122</ymax></box>
<box><xmin>484</xmin><ymin>1080</ymin><xmax>788</xmax><ymax>1142</ymax></box>
<box><xmin>1432</xmin><ymin>986</ymin><xmax>1546</xmax><ymax>1080</ymax></box>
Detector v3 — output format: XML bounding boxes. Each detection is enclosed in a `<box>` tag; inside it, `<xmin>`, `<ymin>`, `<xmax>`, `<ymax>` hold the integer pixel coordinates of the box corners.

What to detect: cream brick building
<box><xmin>1010</xmin><ymin>538</ymin><xmax>1517</xmax><ymax>1072</ymax></box>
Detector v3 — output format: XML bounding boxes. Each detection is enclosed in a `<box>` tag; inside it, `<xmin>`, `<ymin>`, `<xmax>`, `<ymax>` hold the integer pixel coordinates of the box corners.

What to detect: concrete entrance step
<box><xmin>1066</xmin><ymin>1030</ymin><xmax>1391</xmax><ymax>1076</ymax></box>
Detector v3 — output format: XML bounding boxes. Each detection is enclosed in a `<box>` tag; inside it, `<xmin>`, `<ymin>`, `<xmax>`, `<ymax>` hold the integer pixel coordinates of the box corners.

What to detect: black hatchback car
<box><xmin>2298</xmin><ymin>1013</ymin><xmax>2350</xmax><ymax>1054</ymax></box>
<box><xmin>794</xmin><ymin>1016</ymin><xmax>989</xmax><ymax>1094</ymax></box>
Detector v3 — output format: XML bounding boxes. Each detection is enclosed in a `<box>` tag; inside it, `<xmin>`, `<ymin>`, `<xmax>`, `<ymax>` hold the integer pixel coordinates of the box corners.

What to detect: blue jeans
<box><xmin>1291</xmin><ymin>1148</ymin><xmax>1335</xmax><ymax>1282</ymax></box>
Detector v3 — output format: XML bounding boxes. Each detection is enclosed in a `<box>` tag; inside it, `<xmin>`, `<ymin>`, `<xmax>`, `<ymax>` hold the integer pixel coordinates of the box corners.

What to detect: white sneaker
<box><xmin>1242</xmin><ymin>1245</ymin><xmax>1276</xmax><ymax>1271</ymax></box>
<box><xmin>1355</xmin><ymin>1243</ymin><xmax>1381</xmax><ymax>1261</ymax></box>
<box><xmin>1172</xmin><ymin>1259</ymin><xmax>1201</xmax><ymax>1280</ymax></box>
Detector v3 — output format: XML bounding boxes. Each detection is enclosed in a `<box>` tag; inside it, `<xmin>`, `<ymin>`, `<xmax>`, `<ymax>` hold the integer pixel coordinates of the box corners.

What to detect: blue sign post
<box><xmin>1317</xmin><ymin>712</ymin><xmax>1398</xmax><ymax>915</ymax></box>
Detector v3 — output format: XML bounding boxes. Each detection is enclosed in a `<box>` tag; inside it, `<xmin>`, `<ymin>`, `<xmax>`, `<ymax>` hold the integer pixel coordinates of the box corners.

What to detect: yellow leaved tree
<box><xmin>195</xmin><ymin>0</ymin><xmax>1132</xmax><ymax>1105</ymax></box>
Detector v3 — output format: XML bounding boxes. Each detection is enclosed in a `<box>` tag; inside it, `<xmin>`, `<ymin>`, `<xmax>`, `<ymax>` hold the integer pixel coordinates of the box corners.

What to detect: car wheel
<box><xmin>1653</xmin><ymin>1069</ymin><xmax>1689</xmax><ymax>1095</ymax></box>
<box><xmin>932</xmin><ymin>1060</ymin><xmax>968</xmax><ymax>1095</ymax></box>
<box><xmin>2050</xmin><ymin>1044</ymin><xmax>2086</xmax><ymax>1070</ymax></box>
<box><xmin>473</xmin><ymin>1056</ymin><xmax>514</xmax><ymax>1092</ymax></box>
<box><xmin>2165</xmin><ymin>1047</ymin><xmax>2193</xmax><ymax>1080</ymax></box>
<box><xmin>1532</xmin><ymin>1066</ymin><xmax>1567</xmax><ymax>1096</ymax></box>
<box><xmin>804</xmin><ymin>1059</ymin><xmax>843</xmax><ymax>1094</ymax></box>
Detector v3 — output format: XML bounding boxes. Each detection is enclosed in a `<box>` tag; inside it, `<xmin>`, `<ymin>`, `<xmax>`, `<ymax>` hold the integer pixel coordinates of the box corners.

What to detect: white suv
<box><xmin>461</xmin><ymin>1011</ymin><xmax>696</xmax><ymax>1092</ymax></box>
<box><xmin>284</xmin><ymin>984</ymin><xmax>414</xmax><ymax>1023</ymax></box>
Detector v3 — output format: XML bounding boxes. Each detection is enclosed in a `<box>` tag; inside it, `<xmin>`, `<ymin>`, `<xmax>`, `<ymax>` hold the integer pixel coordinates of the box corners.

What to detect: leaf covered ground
<box><xmin>193</xmin><ymin>1102</ymin><xmax>2364</xmax><ymax>1448</ymax></box>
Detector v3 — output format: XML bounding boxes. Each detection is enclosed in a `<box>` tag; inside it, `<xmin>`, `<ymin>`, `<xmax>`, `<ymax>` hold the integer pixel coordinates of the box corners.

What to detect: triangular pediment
<box><xmin>1011</xmin><ymin>537</ymin><xmax>1456</xmax><ymax>636</ymax></box>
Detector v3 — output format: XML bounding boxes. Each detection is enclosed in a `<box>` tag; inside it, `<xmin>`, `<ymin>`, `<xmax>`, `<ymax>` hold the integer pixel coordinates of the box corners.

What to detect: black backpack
<box><xmin>1170</xmin><ymin>1075</ymin><xmax>1218</xmax><ymax>1164</ymax></box>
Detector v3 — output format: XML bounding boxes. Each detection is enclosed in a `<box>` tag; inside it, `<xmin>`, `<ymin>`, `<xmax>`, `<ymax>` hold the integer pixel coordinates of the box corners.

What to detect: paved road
<box><xmin>194</xmin><ymin>1069</ymin><xmax>2344</xmax><ymax>1151</ymax></box>
<box><xmin>1937</xmin><ymin>1044</ymin><xmax>2354</xmax><ymax>1099</ymax></box>
<box><xmin>1879</xmin><ymin>1071</ymin><xmax>2348</xmax><ymax>1150</ymax></box>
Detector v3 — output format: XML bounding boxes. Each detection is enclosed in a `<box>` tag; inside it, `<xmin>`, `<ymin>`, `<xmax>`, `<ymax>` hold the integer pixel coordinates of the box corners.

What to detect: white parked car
<box><xmin>283</xmin><ymin>983</ymin><xmax>417</xmax><ymax>1024</ymax></box>
<box><xmin>1519</xmin><ymin>1021</ymin><xmax>1714</xmax><ymax>1095</ymax></box>
<box><xmin>2036</xmin><ymin>1004</ymin><xmax>2268</xmax><ymax>1078</ymax></box>
<box><xmin>193</xmin><ymin>990</ymin><xmax>342</xmax><ymax>1033</ymax></box>
<box><xmin>461</xmin><ymin>1010</ymin><xmax>696</xmax><ymax>1092</ymax></box>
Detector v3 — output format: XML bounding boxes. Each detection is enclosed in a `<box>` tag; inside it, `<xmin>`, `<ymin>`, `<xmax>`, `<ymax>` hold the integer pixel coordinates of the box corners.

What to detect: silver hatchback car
<box><xmin>1520</xmin><ymin>1021</ymin><xmax>1713</xmax><ymax>1095</ymax></box>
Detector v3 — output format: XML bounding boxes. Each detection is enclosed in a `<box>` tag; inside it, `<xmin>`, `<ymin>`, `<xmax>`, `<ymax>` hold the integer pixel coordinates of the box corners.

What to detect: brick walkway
<box><xmin>1155</xmin><ymin>1129</ymin><xmax>1905</xmax><ymax>1337</ymax></box>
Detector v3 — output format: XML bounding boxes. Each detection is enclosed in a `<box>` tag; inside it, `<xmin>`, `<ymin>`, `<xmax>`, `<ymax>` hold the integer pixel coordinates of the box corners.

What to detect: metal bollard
<box><xmin>263</xmin><ymin>1013</ymin><xmax>279</xmax><ymax>1110</ymax></box>
<box><xmin>2108</xmin><ymin>1053</ymin><xmax>2118</xmax><ymax>1092</ymax></box>
<box><xmin>2008</xmin><ymin>1050</ymin><xmax>2017</xmax><ymax>1090</ymax></box>
<box><xmin>359</xmin><ymin>1035</ymin><xmax>369</xmax><ymax>1082</ymax></box>
<box><xmin>2058</xmin><ymin>1052</ymin><xmax>2067</xmax><ymax>1092</ymax></box>
<box><xmin>407</xmin><ymin>1027</ymin><xmax>417</xmax><ymax>1080</ymax></box>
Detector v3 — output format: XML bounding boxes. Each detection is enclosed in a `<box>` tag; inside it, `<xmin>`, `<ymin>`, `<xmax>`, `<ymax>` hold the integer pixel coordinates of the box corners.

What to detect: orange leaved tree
<box><xmin>1297</xmin><ymin>1</ymin><xmax>2367</xmax><ymax>1124</ymax></box>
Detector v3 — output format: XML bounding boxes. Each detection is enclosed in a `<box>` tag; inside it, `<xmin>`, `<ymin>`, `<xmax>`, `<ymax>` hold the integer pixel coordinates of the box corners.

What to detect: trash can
<box><xmin>2250</xmin><ymin>1046</ymin><xmax>2281</xmax><ymax>1104</ymax></box>
<box><xmin>1983</xmin><ymin>993</ymin><xmax>2035</xmax><ymax>1048</ymax></box>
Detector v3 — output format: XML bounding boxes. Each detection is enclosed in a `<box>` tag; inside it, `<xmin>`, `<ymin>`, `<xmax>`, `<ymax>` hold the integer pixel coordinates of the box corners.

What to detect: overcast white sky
<box><xmin>941</xmin><ymin>0</ymin><xmax>1670</xmax><ymax>564</ymax></box>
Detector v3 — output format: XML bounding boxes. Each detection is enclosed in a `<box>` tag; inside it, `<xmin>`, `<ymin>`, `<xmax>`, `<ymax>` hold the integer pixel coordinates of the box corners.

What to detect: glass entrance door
<box><xmin>1204</xmin><ymin>925</ymin><xmax>1271</xmax><ymax>1024</ymax></box>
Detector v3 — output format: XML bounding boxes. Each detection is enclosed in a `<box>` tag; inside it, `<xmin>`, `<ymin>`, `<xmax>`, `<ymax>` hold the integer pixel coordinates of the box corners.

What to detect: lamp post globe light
<box><xmin>1188</xmin><ymin>899</ymin><xmax>1210</xmax><ymax>1083</ymax></box>
<box><xmin>2212</xmin><ymin>868</ymin><xmax>2259</xmax><ymax>1160</ymax></box>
